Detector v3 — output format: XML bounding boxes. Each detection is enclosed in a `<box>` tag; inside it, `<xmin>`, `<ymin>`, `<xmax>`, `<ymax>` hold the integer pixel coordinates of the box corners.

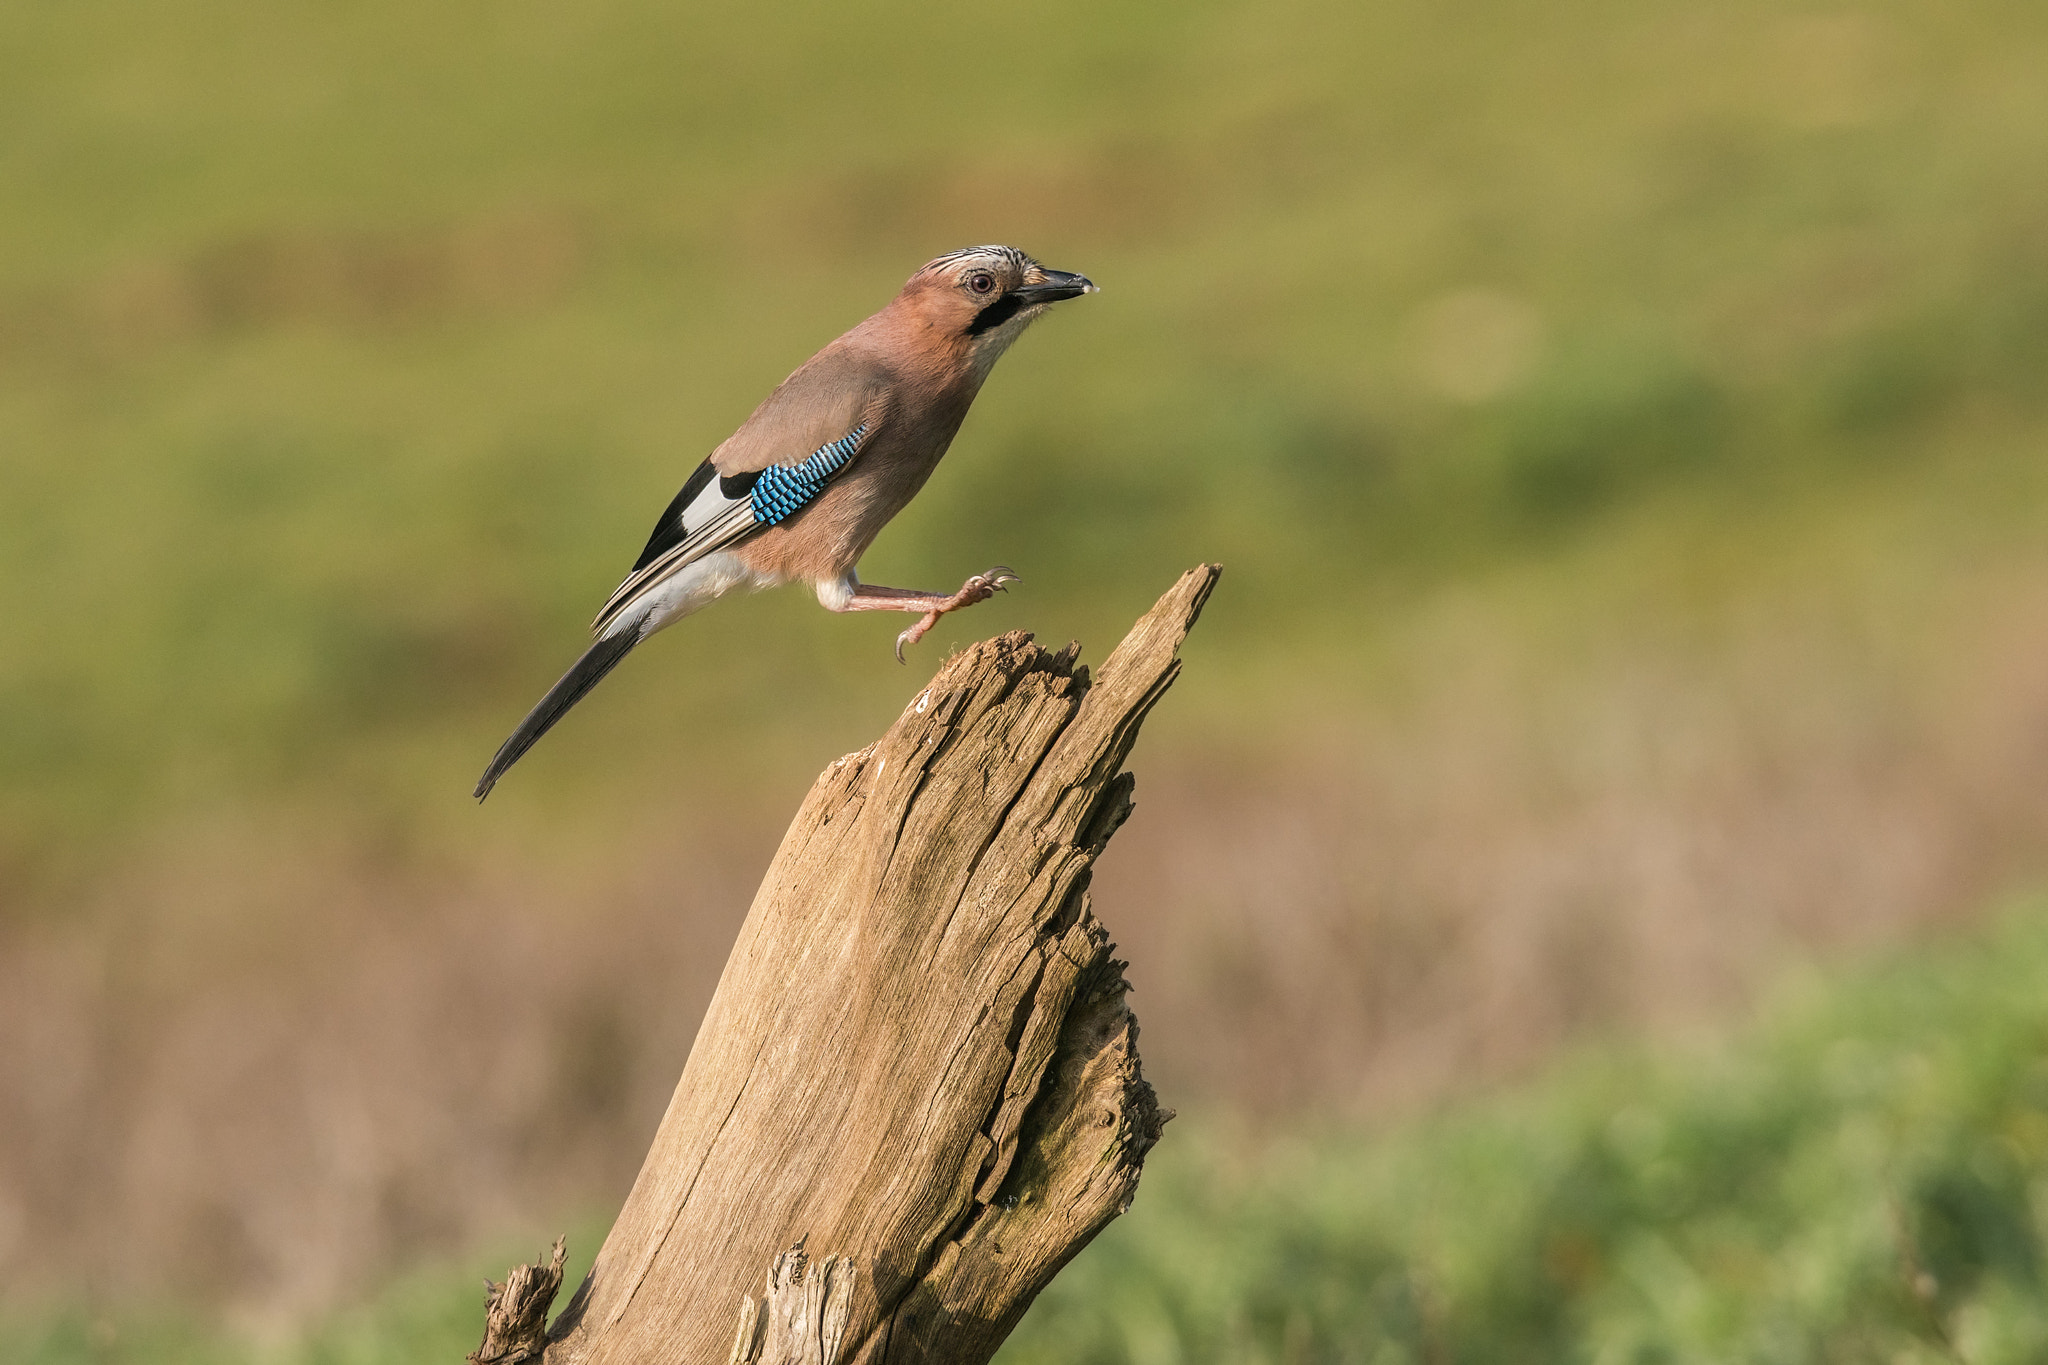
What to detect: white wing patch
<box><xmin>592</xmin><ymin>478</ymin><xmax>759</xmax><ymax>636</ymax></box>
<box><xmin>590</xmin><ymin>423</ymin><xmax>872</xmax><ymax>639</ymax></box>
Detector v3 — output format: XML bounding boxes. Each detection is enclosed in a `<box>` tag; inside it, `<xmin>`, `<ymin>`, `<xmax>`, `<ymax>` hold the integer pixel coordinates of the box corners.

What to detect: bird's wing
<box><xmin>590</xmin><ymin>363</ymin><xmax>888</xmax><ymax>636</ymax></box>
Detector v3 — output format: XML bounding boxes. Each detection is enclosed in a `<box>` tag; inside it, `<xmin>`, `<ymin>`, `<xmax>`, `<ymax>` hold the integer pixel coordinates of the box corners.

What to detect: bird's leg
<box><xmin>830</xmin><ymin>568</ymin><xmax>1021</xmax><ymax>662</ymax></box>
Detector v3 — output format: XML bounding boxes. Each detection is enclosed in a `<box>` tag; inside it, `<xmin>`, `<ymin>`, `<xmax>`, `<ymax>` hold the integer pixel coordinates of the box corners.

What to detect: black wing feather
<box><xmin>632</xmin><ymin>458</ymin><xmax>720</xmax><ymax>573</ymax></box>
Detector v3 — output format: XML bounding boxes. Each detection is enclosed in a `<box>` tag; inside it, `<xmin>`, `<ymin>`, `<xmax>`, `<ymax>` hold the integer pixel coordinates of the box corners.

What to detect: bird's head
<box><xmin>899</xmin><ymin>245</ymin><xmax>1097</xmax><ymax>372</ymax></box>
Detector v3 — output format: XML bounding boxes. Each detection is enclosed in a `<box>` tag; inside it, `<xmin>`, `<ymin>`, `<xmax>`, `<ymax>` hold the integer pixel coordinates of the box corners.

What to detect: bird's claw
<box><xmin>957</xmin><ymin>567</ymin><xmax>1021</xmax><ymax>606</ymax></box>
<box><xmin>893</xmin><ymin>567</ymin><xmax>1023</xmax><ymax>663</ymax></box>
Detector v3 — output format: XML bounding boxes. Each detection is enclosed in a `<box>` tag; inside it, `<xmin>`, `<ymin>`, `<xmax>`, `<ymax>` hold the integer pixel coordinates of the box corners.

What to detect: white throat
<box><xmin>966</xmin><ymin>304</ymin><xmax>1047</xmax><ymax>380</ymax></box>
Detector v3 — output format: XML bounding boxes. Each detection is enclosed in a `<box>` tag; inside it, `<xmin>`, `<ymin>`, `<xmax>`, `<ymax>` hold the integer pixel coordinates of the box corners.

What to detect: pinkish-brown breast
<box><xmin>734</xmin><ymin>381</ymin><xmax>976</xmax><ymax>584</ymax></box>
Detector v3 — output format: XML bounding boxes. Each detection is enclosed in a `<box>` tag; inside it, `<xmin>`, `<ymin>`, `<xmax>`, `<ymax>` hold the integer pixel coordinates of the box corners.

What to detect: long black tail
<box><xmin>474</xmin><ymin>627</ymin><xmax>642</xmax><ymax>800</ymax></box>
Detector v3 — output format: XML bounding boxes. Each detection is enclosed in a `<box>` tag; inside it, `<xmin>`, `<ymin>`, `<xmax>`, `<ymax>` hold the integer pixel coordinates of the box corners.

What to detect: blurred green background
<box><xmin>5</xmin><ymin>0</ymin><xmax>2048</xmax><ymax>1358</ymax></box>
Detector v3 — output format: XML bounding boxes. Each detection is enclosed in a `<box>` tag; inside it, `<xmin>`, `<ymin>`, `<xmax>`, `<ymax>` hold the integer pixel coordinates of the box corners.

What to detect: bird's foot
<box><xmin>894</xmin><ymin>567</ymin><xmax>1021</xmax><ymax>663</ymax></box>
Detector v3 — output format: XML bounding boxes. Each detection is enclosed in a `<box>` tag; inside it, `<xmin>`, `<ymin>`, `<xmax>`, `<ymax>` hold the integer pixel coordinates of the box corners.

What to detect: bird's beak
<box><xmin>1011</xmin><ymin>268</ymin><xmax>1098</xmax><ymax>305</ymax></box>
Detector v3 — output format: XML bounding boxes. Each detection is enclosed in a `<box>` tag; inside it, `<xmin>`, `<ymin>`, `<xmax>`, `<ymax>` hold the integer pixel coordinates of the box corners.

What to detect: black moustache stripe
<box><xmin>965</xmin><ymin>293</ymin><xmax>1027</xmax><ymax>337</ymax></box>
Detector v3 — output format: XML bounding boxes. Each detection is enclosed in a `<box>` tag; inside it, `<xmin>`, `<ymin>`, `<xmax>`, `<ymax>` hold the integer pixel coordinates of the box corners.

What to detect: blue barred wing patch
<box><xmin>749</xmin><ymin>424</ymin><xmax>868</xmax><ymax>525</ymax></box>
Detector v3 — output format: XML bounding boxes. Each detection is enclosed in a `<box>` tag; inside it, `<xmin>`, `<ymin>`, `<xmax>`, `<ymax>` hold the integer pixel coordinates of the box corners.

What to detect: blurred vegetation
<box><xmin>9</xmin><ymin>0</ymin><xmax>2048</xmax><ymax>1349</ymax></box>
<box><xmin>6</xmin><ymin>0</ymin><xmax>2048</xmax><ymax>882</ymax></box>
<box><xmin>1006</xmin><ymin>901</ymin><xmax>2048</xmax><ymax>1364</ymax></box>
<box><xmin>17</xmin><ymin>898</ymin><xmax>2048</xmax><ymax>1363</ymax></box>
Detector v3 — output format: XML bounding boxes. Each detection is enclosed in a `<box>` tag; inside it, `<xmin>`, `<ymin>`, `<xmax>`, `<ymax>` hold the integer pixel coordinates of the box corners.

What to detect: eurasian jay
<box><xmin>474</xmin><ymin>244</ymin><xmax>1097</xmax><ymax>799</ymax></box>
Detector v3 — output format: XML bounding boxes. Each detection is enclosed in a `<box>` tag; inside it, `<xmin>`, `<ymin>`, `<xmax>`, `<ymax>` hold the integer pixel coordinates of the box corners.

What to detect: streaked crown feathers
<box><xmin>914</xmin><ymin>244</ymin><xmax>1036</xmax><ymax>283</ymax></box>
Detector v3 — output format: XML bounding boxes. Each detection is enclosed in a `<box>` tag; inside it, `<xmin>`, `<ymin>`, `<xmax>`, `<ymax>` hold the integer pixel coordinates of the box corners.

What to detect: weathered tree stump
<box><xmin>473</xmin><ymin>565</ymin><xmax>1220</xmax><ymax>1365</ymax></box>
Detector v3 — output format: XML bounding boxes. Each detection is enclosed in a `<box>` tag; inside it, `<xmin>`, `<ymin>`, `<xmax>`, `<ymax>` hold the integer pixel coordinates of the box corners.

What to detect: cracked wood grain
<box><xmin>473</xmin><ymin>566</ymin><xmax>1218</xmax><ymax>1365</ymax></box>
<box><xmin>470</xmin><ymin>1238</ymin><xmax>566</xmax><ymax>1365</ymax></box>
<box><xmin>728</xmin><ymin>1243</ymin><xmax>857</xmax><ymax>1365</ymax></box>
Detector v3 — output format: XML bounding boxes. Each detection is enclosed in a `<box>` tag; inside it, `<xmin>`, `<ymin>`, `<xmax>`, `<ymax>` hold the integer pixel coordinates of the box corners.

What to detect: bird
<box><xmin>473</xmin><ymin>244</ymin><xmax>1098</xmax><ymax>800</ymax></box>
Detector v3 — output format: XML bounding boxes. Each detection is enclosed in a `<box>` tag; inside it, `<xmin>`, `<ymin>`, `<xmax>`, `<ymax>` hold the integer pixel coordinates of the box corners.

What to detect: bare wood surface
<box><xmin>470</xmin><ymin>1237</ymin><xmax>566</xmax><ymax>1365</ymax></box>
<box><xmin>475</xmin><ymin>565</ymin><xmax>1219</xmax><ymax>1365</ymax></box>
<box><xmin>727</xmin><ymin>1243</ymin><xmax>857</xmax><ymax>1365</ymax></box>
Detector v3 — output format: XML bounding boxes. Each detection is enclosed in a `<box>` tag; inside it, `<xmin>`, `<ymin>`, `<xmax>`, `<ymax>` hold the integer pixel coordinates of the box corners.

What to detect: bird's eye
<box><xmin>968</xmin><ymin>272</ymin><xmax>996</xmax><ymax>295</ymax></box>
